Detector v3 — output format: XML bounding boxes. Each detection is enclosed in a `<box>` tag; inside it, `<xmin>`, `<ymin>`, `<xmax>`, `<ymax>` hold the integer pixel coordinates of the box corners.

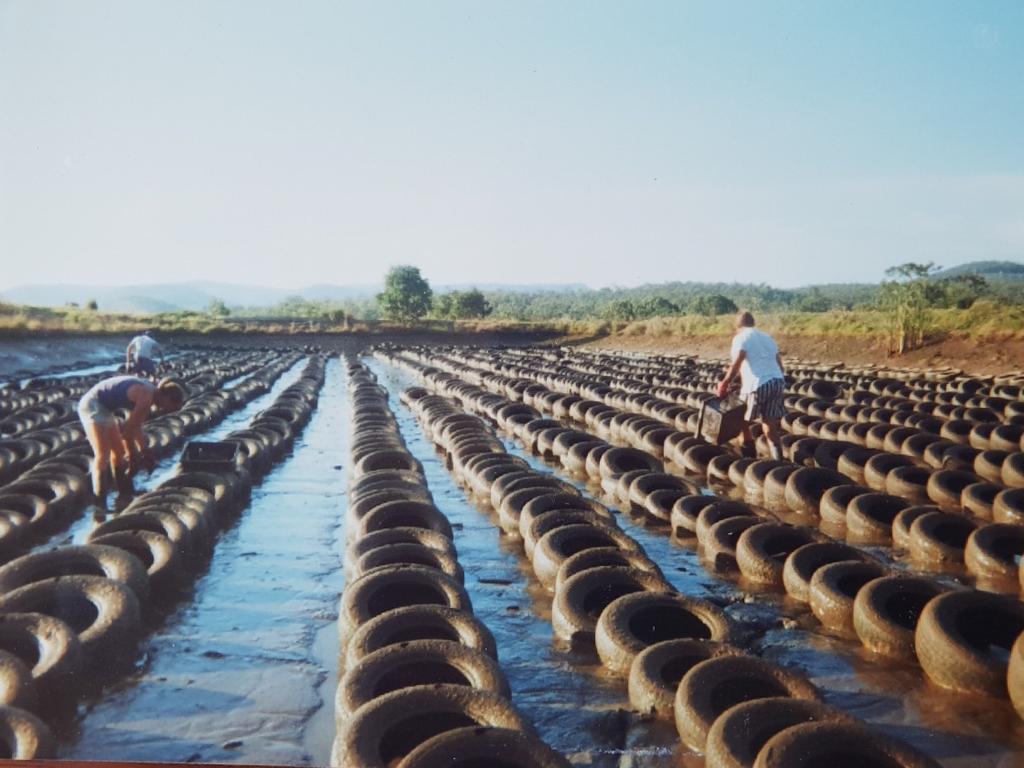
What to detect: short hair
<box><xmin>736</xmin><ymin>310</ymin><xmax>755</xmax><ymax>328</ymax></box>
<box><xmin>156</xmin><ymin>379</ymin><xmax>186</xmax><ymax>408</ymax></box>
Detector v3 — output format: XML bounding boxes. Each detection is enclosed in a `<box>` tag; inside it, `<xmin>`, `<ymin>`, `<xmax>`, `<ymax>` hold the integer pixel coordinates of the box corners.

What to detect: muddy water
<box><xmin>368</xmin><ymin>358</ymin><xmax>1024</xmax><ymax>768</ymax></box>
<box><xmin>62</xmin><ymin>357</ymin><xmax>347</xmax><ymax>765</ymax></box>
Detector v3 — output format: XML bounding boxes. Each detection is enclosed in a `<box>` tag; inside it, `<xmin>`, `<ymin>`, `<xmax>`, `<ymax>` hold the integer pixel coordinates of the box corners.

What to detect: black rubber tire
<box><xmin>594</xmin><ymin>591</ymin><xmax>735</xmax><ymax>674</ymax></box>
<box><xmin>965</xmin><ymin>523</ymin><xmax>1024</xmax><ymax>582</ymax></box>
<box><xmin>344</xmin><ymin>605</ymin><xmax>497</xmax><ymax>669</ymax></box>
<box><xmin>908</xmin><ymin>512</ymin><xmax>977</xmax><ymax>566</ymax></box>
<box><xmin>530</xmin><ymin>522</ymin><xmax>637</xmax><ymax>587</ymax></box>
<box><xmin>915</xmin><ymin>589</ymin><xmax>1024</xmax><ymax>697</ymax></box>
<box><xmin>551</xmin><ymin>566</ymin><xmax>667</xmax><ymax>645</ymax></box>
<box><xmin>332</xmin><ymin>685</ymin><xmax>531</xmax><ymax>768</ymax></box>
<box><xmin>671</xmin><ymin>495</ymin><xmax>716</xmax><ymax>539</ymax></box>
<box><xmin>0</xmin><ymin>545</ymin><xmax>150</xmax><ymax>605</ymax></box>
<box><xmin>0</xmin><ymin>705</ymin><xmax>54</xmax><ymax>759</ymax></box>
<box><xmin>0</xmin><ymin>575</ymin><xmax>140</xmax><ymax>673</ymax></box>
<box><xmin>852</xmin><ymin>575</ymin><xmax>949</xmax><ymax>662</ymax></box>
<box><xmin>993</xmin><ymin>488</ymin><xmax>1024</xmax><ymax>526</ymax></box>
<box><xmin>395</xmin><ymin>726</ymin><xmax>572</xmax><ymax>768</ymax></box>
<box><xmin>90</xmin><ymin>530</ymin><xmax>183</xmax><ymax>601</ymax></box>
<box><xmin>337</xmin><ymin>639</ymin><xmax>509</xmax><ymax>717</ymax></box>
<box><xmin>357</xmin><ymin>501</ymin><xmax>455</xmax><ymax>540</ymax></box>
<box><xmin>736</xmin><ymin>523</ymin><xmax>820</xmax><ymax>587</ymax></box>
<box><xmin>783</xmin><ymin>468</ymin><xmax>851</xmax><ymax>516</ymax></box>
<box><xmin>627</xmin><ymin>639</ymin><xmax>744</xmax><ymax>719</ymax></box>
<box><xmin>340</xmin><ymin>565</ymin><xmax>472</xmax><ymax>647</ymax></box>
<box><xmin>554</xmin><ymin>547</ymin><xmax>662</xmax><ymax>593</ymax></box>
<box><xmin>705</xmin><ymin>697</ymin><xmax>855</xmax><ymax>768</ymax></box>
<box><xmin>674</xmin><ymin>655</ymin><xmax>820</xmax><ymax>751</ymax></box>
<box><xmin>752</xmin><ymin>721</ymin><xmax>941</xmax><ymax>768</ymax></box>
<box><xmin>808</xmin><ymin>560</ymin><xmax>889</xmax><ymax>635</ymax></box>
<box><xmin>846</xmin><ymin>493</ymin><xmax>909</xmax><ymax>545</ymax></box>
<box><xmin>782</xmin><ymin>542</ymin><xmax>873</xmax><ymax>604</ymax></box>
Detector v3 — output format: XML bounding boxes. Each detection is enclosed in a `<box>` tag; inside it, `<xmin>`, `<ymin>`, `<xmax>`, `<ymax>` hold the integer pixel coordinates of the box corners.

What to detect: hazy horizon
<box><xmin>2</xmin><ymin>1</ymin><xmax>1022</xmax><ymax>292</ymax></box>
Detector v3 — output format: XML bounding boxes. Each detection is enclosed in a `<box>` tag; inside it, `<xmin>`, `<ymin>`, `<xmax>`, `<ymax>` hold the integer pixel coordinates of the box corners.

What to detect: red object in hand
<box><xmin>140</xmin><ymin>449</ymin><xmax>157</xmax><ymax>473</ymax></box>
<box><xmin>716</xmin><ymin>380</ymin><xmax>730</xmax><ymax>399</ymax></box>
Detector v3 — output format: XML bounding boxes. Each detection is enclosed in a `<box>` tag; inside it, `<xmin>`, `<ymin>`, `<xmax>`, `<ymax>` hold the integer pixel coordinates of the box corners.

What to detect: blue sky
<box><xmin>1</xmin><ymin>1</ymin><xmax>1021</xmax><ymax>290</ymax></box>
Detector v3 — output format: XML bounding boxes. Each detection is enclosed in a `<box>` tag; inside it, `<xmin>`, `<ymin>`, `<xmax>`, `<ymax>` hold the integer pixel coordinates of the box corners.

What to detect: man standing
<box><xmin>126</xmin><ymin>330</ymin><xmax>164</xmax><ymax>378</ymax></box>
<box><xmin>716</xmin><ymin>311</ymin><xmax>787</xmax><ymax>460</ymax></box>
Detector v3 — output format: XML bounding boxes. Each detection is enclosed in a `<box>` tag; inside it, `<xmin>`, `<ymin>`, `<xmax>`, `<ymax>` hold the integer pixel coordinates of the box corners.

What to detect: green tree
<box><xmin>452</xmin><ymin>288</ymin><xmax>492</xmax><ymax>319</ymax></box>
<box><xmin>635</xmin><ymin>296</ymin><xmax>679</xmax><ymax>318</ymax></box>
<box><xmin>378</xmin><ymin>266</ymin><xmax>433</xmax><ymax>323</ymax></box>
<box><xmin>689</xmin><ymin>294</ymin><xmax>738</xmax><ymax>317</ymax></box>
<box><xmin>432</xmin><ymin>292</ymin><xmax>455</xmax><ymax>319</ymax></box>
<box><xmin>602</xmin><ymin>299</ymin><xmax>637</xmax><ymax>322</ymax></box>
<box><xmin>206</xmin><ymin>298</ymin><xmax>231</xmax><ymax>317</ymax></box>
<box><xmin>938</xmin><ymin>274</ymin><xmax>988</xmax><ymax>309</ymax></box>
<box><xmin>880</xmin><ymin>262</ymin><xmax>940</xmax><ymax>354</ymax></box>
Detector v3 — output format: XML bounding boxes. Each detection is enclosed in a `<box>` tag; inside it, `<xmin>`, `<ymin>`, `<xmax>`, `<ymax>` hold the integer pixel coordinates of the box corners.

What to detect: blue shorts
<box><xmin>132</xmin><ymin>357</ymin><xmax>157</xmax><ymax>376</ymax></box>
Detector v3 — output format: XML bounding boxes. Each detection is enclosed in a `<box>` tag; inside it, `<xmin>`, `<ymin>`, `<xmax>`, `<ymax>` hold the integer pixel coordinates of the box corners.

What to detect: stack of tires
<box><xmin>334</xmin><ymin>358</ymin><xmax>565</xmax><ymax>768</ymax></box>
<box><xmin>0</xmin><ymin>355</ymin><xmax>326</xmax><ymax>757</ymax></box>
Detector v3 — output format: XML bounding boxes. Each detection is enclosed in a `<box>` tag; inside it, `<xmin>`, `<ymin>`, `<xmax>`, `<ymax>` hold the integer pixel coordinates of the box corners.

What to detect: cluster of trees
<box><xmin>199</xmin><ymin>261</ymin><xmax>1006</xmax><ymax>330</ymax></box>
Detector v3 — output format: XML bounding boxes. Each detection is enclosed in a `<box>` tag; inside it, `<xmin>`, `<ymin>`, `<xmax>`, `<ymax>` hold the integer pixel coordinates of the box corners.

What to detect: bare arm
<box><xmin>776</xmin><ymin>352</ymin><xmax>785</xmax><ymax>377</ymax></box>
<box><xmin>721</xmin><ymin>349</ymin><xmax>747</xmax><ymax>388</ymax></box>
<box><xmin>121</xmin><ymin>385</ymin><xmax>154</xmax><ymax>462</ymax></box>
<box><xmin>126</xmin><ymin>340</ymin><xmax>135</xmax><ymax>366</ymax></box>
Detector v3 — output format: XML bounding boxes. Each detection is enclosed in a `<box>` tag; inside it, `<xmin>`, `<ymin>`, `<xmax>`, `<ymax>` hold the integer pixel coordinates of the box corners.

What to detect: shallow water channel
<box><xmin>60</xmin><ymin>356</ymin><xmax>348</xmax><ymax>765</ymax></box>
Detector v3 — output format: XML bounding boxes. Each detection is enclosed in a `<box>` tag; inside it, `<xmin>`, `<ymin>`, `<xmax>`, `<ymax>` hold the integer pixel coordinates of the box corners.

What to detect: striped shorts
<box><xmin>745</xmin><ymin>378</ymin><xmax>786</xmax><ymax>421</ymax></box>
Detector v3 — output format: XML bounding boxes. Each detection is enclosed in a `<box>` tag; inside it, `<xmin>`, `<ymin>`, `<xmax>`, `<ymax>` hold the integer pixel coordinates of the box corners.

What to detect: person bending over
<box><xmin>77</xmin><ymin>375</ymin><xmax>185</xmax><ymax>500</ymax></box>
<box><xmin>126</xmin><ymin>330</ymin><xmax>164</xmax><ymax>379</ymax></box>
<box><xmin>716</xmin><ymin>310</ymin><xmax>787</xmax><ymax>460</ymax></box>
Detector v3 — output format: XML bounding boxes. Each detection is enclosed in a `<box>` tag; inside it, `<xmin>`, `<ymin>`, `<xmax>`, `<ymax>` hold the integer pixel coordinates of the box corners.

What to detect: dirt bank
<box><xmin>579</xmin><ymin>332</ymin><xmax>1024</xmax><ymax>376</ymax></box>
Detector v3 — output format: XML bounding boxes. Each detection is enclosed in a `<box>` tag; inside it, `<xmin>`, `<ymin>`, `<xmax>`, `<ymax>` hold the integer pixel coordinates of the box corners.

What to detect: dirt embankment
<box><xmin>578</xmin><ymin>332</ymin><xmax>1024</xmax><ymax>376</ymax></box>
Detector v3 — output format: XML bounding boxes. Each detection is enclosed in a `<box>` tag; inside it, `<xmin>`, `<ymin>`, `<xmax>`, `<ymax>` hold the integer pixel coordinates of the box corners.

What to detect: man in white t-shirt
<box><xmin>716</xmin><ymin>310</ymin><xmax>787</xmax><ymax>459</ymax></box>
<box><xmin>126</xmin><ymin>331</ymin><xmax>164</xmax><ymax>378</ymax></box>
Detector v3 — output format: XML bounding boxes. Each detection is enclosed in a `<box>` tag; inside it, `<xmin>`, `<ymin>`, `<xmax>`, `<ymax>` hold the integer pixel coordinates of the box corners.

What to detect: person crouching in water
<box><xmin>716</xmin><ymin>310</ymin><xmax>787</xmax><ymax>460</ymax></box>
<box><xmin>77</xmin><ymin>375</ymin><xmax>186</xmax><ymax>501</ymax></box>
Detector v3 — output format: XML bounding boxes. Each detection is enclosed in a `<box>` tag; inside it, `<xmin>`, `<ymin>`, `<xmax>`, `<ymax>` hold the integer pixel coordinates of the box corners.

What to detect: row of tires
<box><xmin>475</xmin><ymin>346</ymin><xmax>1024</xmax><ymax>427</ymax></box>
<box><xmin>0</xmin><ymin>351</ymin><xmax>271</xmax><ymax>486</ymax></box>
<box><xmin>399</xmin><ymin>349</ymin><xmax>1024</xmax><ymax>728</ymax></box>
<box><xmin>333</xmin><ymin>357</ymin><xmax>566</xmax><ymax>768</ymax></box>
<box><xmin>380</xmin><ymin>350</ymin><xmax>941</xmax><ymax>768</ymax></box>
<box><xmin>0</xmin><ymin>354</ymin><xmax>326</xmax><ymax>758</ymax></box>
<box><xmin>494</xmin><ymin>344</ymin><xmax>1024</xmax><ymax>405</ymax></box>
<box><xmin>0</xmin><ymin>353</ymin><xmax>298</xmax><ymax>565</ymax></box>
<box><xmin>407</xmin><ymin>347</ymin><xmax>1024</xmax><ymax>597</ymax></box>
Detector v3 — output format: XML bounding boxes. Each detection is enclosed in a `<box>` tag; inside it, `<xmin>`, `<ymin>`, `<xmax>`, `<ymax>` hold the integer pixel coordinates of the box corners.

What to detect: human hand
<box><xmin>716</xmin><ymin>380</ymin><xmax>730</xmax><ymax>399</ymax></box>
<box><xmin>141</xmin><ymin>448</ymin><xmax>157</xmax><ymax>473</ymax></box>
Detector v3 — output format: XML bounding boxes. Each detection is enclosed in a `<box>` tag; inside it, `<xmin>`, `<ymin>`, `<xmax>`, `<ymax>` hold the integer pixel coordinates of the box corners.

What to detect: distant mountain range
<box><xmin>0</xmin><ymin>280</ymin><xmax>590</xmax><ymax>314</ymax></box>
<box><xmin>933</xmin><ymin>261</ymin><xmax>1024</xmax><ymax>281</ymax></box>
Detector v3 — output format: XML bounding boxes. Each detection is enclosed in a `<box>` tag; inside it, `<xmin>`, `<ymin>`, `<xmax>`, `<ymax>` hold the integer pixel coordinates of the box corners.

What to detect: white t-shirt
<box><xmin>129</xmin><ymin>335</ymin><xmax>161</xmax><ymax>359</ymax></box>
<box><xmin>730</xmin><ymin>327</ymin><xmax>783</xmax><ymax>394</ymax></box>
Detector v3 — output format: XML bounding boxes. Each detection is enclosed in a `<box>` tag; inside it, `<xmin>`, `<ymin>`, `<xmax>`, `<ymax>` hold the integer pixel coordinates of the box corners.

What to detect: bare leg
<box><xmin>762</xmin><ymin>418</ymin><xmax>784</xmax><ymax>460</ymax></box>
<box><xmin>83</xmin><ymin>421</ymin><xmax>119</xmax><ymax>498</ymax></box>
<box><xmin>739</xmin><ymin>423</ymin><xmax>756</xmax><ymax>458</ymax></box>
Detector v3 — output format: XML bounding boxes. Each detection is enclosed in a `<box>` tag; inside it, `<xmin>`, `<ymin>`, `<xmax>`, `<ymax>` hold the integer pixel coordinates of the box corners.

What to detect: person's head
<box><xmin>143</xmin><ymin>329</ymin><xmax>153</xmax><ymax>337</ymax></box>
<box><xmin>734</xmin><ymin>310</ymin><xmax>755</xmax><ymax>330</ymax></box>
<box><xmin>154</xmin><ymin>379</ymin><xmax>186</xmax><ymax>412</ymax></box>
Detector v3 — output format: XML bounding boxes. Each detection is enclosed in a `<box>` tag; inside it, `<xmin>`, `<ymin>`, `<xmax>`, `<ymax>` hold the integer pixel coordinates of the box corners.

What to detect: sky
<box><xmin>1</xmin><ymin>1</ymin><xmax>1022</xmax><ymax>291</ymax></box>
